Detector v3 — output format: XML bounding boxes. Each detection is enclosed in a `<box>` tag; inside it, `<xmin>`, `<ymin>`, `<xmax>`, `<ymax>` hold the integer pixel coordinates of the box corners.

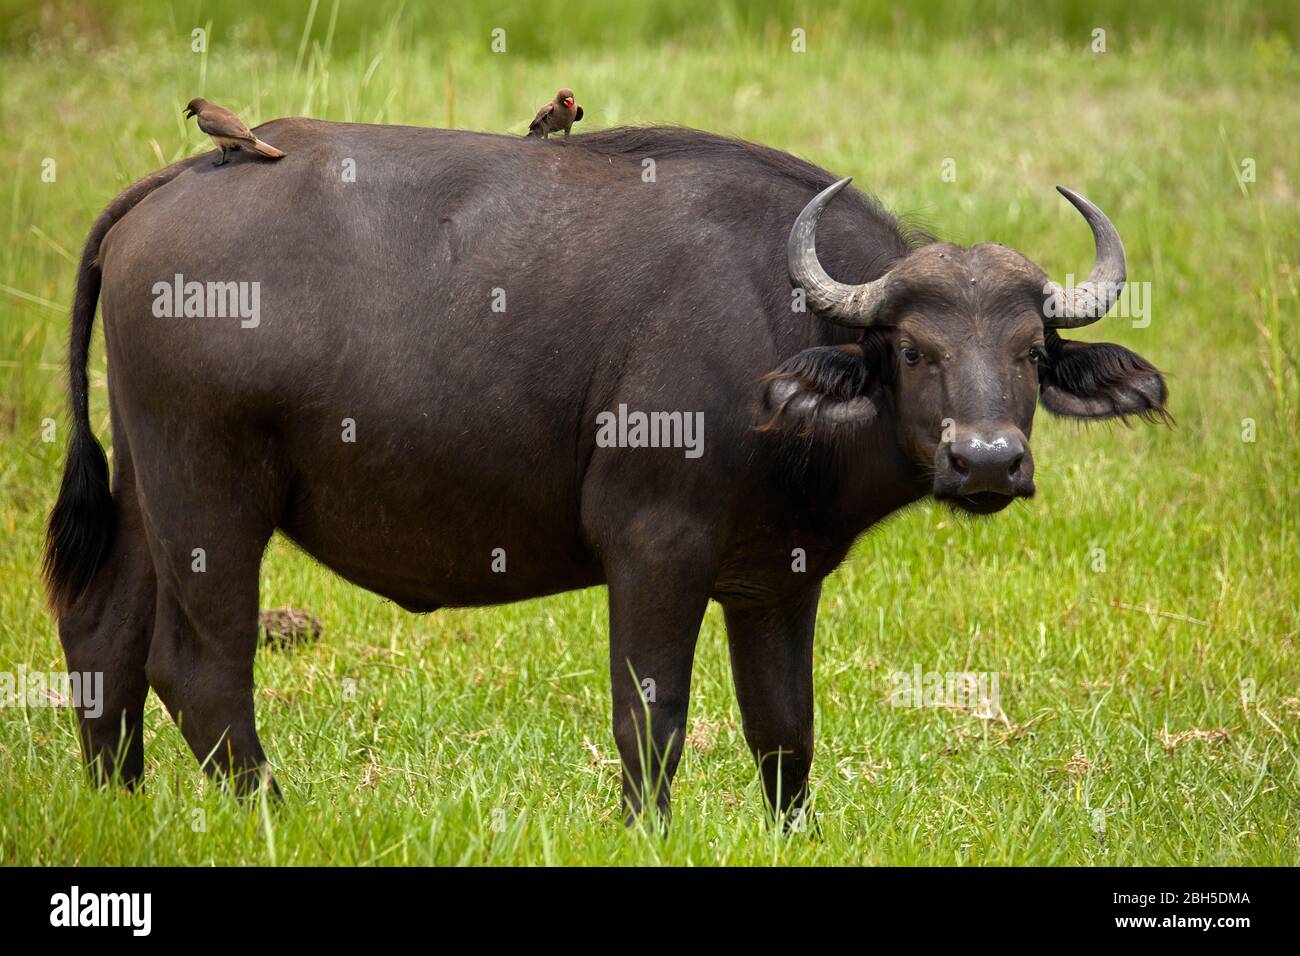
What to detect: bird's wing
<box><xmin>198</xmin><ymin>106</ymin><xmax>255</xmax><ymax>142</ymax></box>
<box><xmin>574</xmin><ymin>105</ymin><xmax>583</xmax><ymax>123</ymax></box>
<box><xmin>528</xmin><ymin>102</ymin><xmax>554</xmax><ymax>132</ymax></box>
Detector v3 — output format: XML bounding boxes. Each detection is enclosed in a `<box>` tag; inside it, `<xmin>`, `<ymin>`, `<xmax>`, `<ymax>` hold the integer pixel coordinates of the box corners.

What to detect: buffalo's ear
<box><xmin>758</xmin><ymin>344</ymin><xmax>881</xmax><ymax>434</ymax></box>
<box><xmin>1039</xmin><ymin>332</ymin><xmax>1169</xmax><ymax>423</ymax></box>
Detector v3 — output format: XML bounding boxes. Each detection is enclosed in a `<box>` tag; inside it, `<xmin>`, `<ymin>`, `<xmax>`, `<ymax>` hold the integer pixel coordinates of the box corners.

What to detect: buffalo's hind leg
<box><xmin>56</xmin><ymin>419</ymin><xmax>156</xmax><ymax>788</ymax></box>
<box><xmin>723</xmin><ymin>585</ymin><xmax>819</xmax><ymax>829</ymax></box>
<box><xmin>136</xmin><ymin>442</ymin><xmax>279</xmax><ymax>797</ymax></box>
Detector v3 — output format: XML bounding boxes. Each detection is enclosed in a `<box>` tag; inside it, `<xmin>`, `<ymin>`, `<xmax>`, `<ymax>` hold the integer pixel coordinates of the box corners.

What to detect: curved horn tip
<box><xmin>1056</xmin><ymin>184</ymin><xmax>1097</xmax><ymax>214</ymax></box>
<box><xmin>811</xmin><ymin>178</ymin><xmax>852</xmax><ymax>205</ymax></box>
<box><xmin>820</xmin><ymin>176</ymin><xmax>853</xmax><ymax>200</ymax></box>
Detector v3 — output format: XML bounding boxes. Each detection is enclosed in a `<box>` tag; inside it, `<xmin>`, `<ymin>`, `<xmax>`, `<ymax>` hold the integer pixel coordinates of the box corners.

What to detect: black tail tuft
<box><xmin>43</xmin><ymin>424</ymin><xmax>114</xmax><ymax>615</ymax></box>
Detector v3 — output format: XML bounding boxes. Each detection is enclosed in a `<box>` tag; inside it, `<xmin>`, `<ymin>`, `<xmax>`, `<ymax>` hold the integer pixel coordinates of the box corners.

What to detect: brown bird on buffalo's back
<box><xmin>527</xmin><ymin>88</ymin><xmax>583</xmax><ymax>140</ymax></box>
<box><xmin>184</xmin><ymin>98</ymin><xmax>286</xmax><ymax>166</ymax></box>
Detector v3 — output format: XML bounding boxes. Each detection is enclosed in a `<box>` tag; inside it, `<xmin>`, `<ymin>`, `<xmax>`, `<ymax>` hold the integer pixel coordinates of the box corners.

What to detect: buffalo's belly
<box><xmin>282</xmin><ymin>517</ymin><xmax>604</xmax><ymax>611</ymax></box>
<box><xmin>274</xmin><ymin>409</ymin><xmax>602</xmax><ymax>608</ymax></box>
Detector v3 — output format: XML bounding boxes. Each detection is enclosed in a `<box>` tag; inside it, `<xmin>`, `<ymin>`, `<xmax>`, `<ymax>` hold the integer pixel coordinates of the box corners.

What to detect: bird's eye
<box><xmin>902</xmin><ymin>347</ymin><xmax>922</xmax><ymax>366</ymax></box>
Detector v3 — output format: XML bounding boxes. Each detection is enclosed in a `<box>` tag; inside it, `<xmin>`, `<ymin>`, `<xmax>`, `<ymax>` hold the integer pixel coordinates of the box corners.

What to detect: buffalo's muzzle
<box><xmin>933</xmin><ymin>428</ymin><xmax>1035</xmax><ymax>510</ymax></box>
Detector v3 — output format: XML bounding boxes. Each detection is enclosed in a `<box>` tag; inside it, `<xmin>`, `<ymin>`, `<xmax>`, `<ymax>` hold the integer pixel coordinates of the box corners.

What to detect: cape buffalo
<box><xmin>44</xmin><ymin>121</ymin><xmax>1167</xmax><ymax>822</ymax></box>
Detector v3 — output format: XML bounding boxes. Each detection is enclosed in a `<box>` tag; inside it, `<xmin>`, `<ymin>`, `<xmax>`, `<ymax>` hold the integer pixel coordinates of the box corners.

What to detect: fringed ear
<box><xmin>757</xmin><ymin>344</ymin><xmax>881</xmax><ymax>436</ymax></box>
<box><xmin>1039</xmin><ymin>331</ymin><xmax>1170</xmax><ymax>423</ymax></box>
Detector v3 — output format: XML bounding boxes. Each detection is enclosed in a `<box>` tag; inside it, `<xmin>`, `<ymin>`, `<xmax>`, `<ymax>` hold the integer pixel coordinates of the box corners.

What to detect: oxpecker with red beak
<box><xmin>527</xmin><ymin>88</ymin><xmax>583</xmax><ymax>139</ymax></box>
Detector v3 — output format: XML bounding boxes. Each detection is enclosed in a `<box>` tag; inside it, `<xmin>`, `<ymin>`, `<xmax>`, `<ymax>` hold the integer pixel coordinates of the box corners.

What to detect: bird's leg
<box><xmin>564</xmin><ymin>128</ymin><xmax>571</xmax><ymax>139</ymax></box>
<box><xmin>214</xmin><ymin>146</ymin><xmax>227</xmax><ymax>167</ymax></box>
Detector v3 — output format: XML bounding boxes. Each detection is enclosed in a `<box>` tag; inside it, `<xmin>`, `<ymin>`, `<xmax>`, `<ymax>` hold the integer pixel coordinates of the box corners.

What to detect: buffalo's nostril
<box><xmin>948</xmin><ymin>450</ymin><xmax>969</xmax><ymax>475</ymax></box>
<box><xmin>1009</xmin><ymin>454</ymin><xmax>1024</xmax><ymax>477</ymax></box>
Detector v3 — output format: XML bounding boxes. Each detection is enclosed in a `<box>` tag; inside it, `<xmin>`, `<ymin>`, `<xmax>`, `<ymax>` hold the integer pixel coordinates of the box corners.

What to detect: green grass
<box><xmin>0</xmin><ymin>2</ymin><xmax>1297</xmax><ymax>865</ymax></box>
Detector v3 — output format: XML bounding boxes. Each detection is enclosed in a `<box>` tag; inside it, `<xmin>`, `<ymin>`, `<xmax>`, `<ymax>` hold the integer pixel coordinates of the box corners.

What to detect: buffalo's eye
<box><xmin>902</xmin><ymin>346</ymin><xmax>922</xmax><ymax>367</ymax></box>
<box><xmin>1026</xmin><ymin>345</ymin><xmax>1047</xmax><ymax>366</ymax></box>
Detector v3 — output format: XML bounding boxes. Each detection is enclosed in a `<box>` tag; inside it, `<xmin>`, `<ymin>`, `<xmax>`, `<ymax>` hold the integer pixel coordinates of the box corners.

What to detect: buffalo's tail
<box><xmin>43</xmin><ymin>160</ymin><xmax>198</xmax><ymax>616</ymax></box>
<box><xmin>43</xmin><ymin>232</ymin><xmax>113</xmax><ymax>615</ymax></box>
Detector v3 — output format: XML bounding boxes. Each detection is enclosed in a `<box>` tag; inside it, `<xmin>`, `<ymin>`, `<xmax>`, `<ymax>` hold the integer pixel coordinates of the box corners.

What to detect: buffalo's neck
<box><xmin>809</xmin><ymin>403</ymin><xmax>929</xmax><ymax>557</ymax></box>
<box><xmin>722</xmin><ymin>404</ymin><xmax>928</xmax><ymax>602</ymax></box>
<box><xmin>765</xmin><ymin>332</ymin><xmax>930</xmax><ymax>569</ymax></box>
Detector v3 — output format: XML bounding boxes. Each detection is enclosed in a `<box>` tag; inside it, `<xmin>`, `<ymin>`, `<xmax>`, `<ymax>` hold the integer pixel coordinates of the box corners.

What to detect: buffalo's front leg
<box><xmin>723</xmin><ymin>585</ymin><xmax>819</xmax><ymax>826</ymax></box>
<box><xmin>604</xmin><ymin>553</ymin><xmax>709</xmax><ymax>826</ymax></box>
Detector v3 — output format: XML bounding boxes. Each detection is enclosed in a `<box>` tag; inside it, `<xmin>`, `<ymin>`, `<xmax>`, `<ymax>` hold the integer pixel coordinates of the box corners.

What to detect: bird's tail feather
<box><xmin>250</xmin><ymin>138</ymin><xmax>286</xmax><ymax>158</ymax></box>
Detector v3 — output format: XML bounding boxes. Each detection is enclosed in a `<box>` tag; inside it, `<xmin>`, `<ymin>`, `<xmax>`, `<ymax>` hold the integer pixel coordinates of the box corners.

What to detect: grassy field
<box><xmin>0</xmin><ymin>1</ymin><xmax>1296</xmax><ymax>865</ymax></box>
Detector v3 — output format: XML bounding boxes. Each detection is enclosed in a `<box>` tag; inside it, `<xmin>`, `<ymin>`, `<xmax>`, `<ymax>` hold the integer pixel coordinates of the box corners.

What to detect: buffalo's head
<box><xmin>768</xmin><ymin>179</ymin><xmax>1167</xmax><ymax>515</ymax></box>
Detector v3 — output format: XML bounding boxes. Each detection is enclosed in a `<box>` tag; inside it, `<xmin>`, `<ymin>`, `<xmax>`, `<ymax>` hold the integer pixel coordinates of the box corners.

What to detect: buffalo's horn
<box><xmin>788</xmin><ymin>177</ymin><xmax>895</xmax><ymax>326</ymax></box>
<box><xmin>1044</xmin><ymin>186</ymin><xmax>1127</xmax><ymax>328</ymax></box>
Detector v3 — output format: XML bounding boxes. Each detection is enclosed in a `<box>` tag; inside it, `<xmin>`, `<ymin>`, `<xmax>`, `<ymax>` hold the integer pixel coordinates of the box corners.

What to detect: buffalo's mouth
<box><xmin>938</xmin><ymin>489</ymin><xmax>1021</xmax><ymax>515</ymax></box>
